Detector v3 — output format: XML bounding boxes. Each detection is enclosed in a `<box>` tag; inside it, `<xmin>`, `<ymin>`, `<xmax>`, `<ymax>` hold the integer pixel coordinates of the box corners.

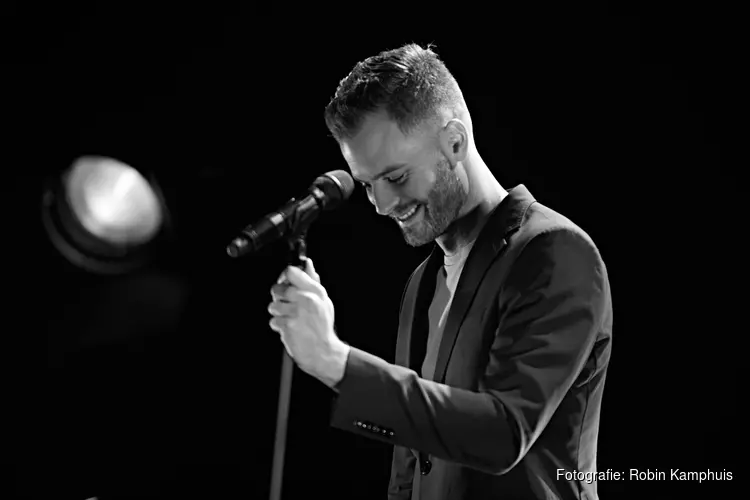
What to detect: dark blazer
<box><xmin>330</xmin><ymin>185</ymin><xmax>613</xmax><ymax>499</ymax></box>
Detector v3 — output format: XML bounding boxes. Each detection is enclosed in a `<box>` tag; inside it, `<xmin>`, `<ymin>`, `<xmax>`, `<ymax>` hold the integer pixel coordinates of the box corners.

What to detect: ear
<box><xmin>439</xmin><ymin>119</ymin><xmax>469</xmax><ymax>165</ymax></box>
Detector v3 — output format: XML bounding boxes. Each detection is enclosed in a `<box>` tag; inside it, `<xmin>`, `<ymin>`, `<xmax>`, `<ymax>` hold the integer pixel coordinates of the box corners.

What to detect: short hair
<box><xmin>324</xmin><ymin>43</ymin><xmax>464</xmax><ymax>143</ymax></box>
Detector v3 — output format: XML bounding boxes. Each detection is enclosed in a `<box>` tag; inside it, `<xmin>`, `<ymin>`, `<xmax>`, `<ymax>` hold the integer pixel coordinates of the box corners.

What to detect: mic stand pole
<box><xmin>269</xmin><ymin>229</ymin><xmax>307</xmax><ymax>500</ymax></box>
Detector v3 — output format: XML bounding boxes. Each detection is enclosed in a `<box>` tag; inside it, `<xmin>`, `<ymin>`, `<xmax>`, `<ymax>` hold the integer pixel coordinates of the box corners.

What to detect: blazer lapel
<box><xmin>394</xmin><ymin>246</ymin><xmax>443</xmax><ymax>371</ymax></box>
<box><xmin>432</xmin><ymin>225</ymin><xmax>508</xmax><ymax>383</ymax></box>
<box><xmin>432</xmin><ymin>187</ymin><xmax>536</xmax><ymax>383</ymax></box>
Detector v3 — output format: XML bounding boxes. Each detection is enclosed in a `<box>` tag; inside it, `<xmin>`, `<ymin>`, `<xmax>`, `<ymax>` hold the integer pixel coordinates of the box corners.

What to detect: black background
<box><xmin>1</xmin><ymin>4</ymin><xmax>740</xmax><ymax>499</ymax></box>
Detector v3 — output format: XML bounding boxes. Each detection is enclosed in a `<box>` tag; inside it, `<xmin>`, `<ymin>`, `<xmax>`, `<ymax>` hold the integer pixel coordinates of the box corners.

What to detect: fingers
<box><xmin>276</xmin><ymin>258</ymin><xmax>321</xmax><ymax>289</ymax></box>
<box><xmin>268</xmin><ymin>300</ymin><xmax>297</xmax><ymax>337</ymax></box>
<box><xmin>270</xmin><ymin>282</ymin><xmax>291</xmax><ymax>302</ymax></box>
<box><xmin>271</xmin><ymin>281</ymin><xmax>317</xmax><ymax>302</ymax></box>
<box><xmin>269</xmin><ymin>259</ymin><xmax>323</xmax><ymax>339</ymax></box>
<box><xmin>286</xmin><ymin>265</ymin><xmax>324</xmax><ymax>293</ymax></box>
<box><xmin>305</xmin><ymin>258</ymin><xmax>320</xmax><ymax>283</ymax></box>
<box><xmin>269</xmin><ymin>316</ymin><xmax>282</xmax><ymax>332</ymax></box>
<box><xmin>277</xmin><ymin>269</ymin><xmax>288</xmax><ymax>284</ymax></box>
<box><xmin>268</xmin><ymin>299</ymin><xmax>296</xmax><ymax>317</ymax></box>
<box><xmin>269</xmin><ymin>315</ymin><xmax>291</xmax><ymax>334</ymax></box>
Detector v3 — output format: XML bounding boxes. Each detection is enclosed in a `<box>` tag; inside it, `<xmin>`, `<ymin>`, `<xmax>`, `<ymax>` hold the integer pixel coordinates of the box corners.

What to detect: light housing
<box><xmin>42</xmin><ymin>156</ymin><xmax>171</xmax><ymax>274</ymax></box>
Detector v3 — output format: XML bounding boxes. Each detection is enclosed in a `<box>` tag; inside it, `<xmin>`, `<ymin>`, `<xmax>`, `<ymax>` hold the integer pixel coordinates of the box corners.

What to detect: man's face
<box><xmin>340</xmin><ymin>111</ymin><xmax>467</xmax><ymax>247</ymax></box>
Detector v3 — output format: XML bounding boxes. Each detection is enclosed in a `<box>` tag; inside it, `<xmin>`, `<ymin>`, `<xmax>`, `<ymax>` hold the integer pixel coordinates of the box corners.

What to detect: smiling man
<box><xmin>268</xmin><ymin>43</ymin><xmax>613</xmax><ymax>500</ymax></box>
<box><xmin>340</xmin><ymin>108</ymin><xmax>484</xmax><ymax>251</ymax></box>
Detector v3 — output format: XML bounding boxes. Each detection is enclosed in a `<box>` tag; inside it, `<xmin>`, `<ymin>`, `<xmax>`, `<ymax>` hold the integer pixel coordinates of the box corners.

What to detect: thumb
<box><xmin>305</xmin><ymin>257</ymin><xmax>320</xmax><ymax>283</ymax></box>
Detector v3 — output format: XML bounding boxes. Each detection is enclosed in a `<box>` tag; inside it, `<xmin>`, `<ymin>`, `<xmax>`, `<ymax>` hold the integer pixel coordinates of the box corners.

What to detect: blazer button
<box><xmin>421</xmin><ymin>459</ymin><xmax>432</xmax><ymax>475</ymax></box>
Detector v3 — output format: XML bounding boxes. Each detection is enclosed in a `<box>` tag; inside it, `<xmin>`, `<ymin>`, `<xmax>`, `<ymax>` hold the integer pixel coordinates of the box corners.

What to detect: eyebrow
<box><xmin>352</xmin><ymin>164</ymin><xmax>408</xmax><ymax>184</ymax></box>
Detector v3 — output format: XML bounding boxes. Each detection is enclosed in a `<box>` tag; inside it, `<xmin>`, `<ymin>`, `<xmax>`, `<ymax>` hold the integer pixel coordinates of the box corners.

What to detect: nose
<box><xmin>369</xmin><ymin>183</ymin><xmax>400</xmax><ymax>217</ymax></box>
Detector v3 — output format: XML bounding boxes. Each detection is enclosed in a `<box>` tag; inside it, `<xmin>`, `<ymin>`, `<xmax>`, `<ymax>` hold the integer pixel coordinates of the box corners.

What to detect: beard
<box><xmin>399</xmin><ymin>154</ymin><xmax>468</xmax><ymax>247</ymax></box>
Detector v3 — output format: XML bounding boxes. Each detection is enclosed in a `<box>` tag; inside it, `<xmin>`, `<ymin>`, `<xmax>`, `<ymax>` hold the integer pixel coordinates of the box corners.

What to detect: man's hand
<box><xmin>268</xmin><ymin>258</ymin><xmax>349</xmax><ymax>388</ymax></box>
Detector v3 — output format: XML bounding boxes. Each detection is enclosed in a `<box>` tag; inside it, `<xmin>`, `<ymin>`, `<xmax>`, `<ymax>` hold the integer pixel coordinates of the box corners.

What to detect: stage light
<box><xmin>42</xmin><ymin>155</ymin><xmax>171</xmax><ymax>274</ymax></box>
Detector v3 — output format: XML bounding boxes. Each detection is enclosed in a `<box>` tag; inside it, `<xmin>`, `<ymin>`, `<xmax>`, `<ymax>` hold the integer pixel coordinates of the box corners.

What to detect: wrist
<box><xmin>324</xmin><ymin>339</ymin><xmax>350</xmax><ymax>389</ymax></box>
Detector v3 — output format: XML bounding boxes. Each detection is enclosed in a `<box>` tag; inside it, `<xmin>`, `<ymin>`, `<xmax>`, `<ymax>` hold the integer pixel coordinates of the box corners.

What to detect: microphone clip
<box><xmin>284</xmin><ymin>197</ymin><xmax>308</xmax><ymax>269</ymax></box>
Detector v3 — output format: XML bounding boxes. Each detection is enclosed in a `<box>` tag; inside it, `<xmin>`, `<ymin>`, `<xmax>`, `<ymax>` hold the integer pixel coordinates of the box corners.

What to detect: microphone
<box><xmin>226</xmin><ymin>170</ymin><xmax>355</xmax><ymax>258</ymax></box>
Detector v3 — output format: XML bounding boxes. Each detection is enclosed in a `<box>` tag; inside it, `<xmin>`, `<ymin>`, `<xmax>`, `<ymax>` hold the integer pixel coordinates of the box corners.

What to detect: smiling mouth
<box><xmin>395</xmin><ymin>204</ymin><xmax>422</xmax><ymax>224</ymax></box>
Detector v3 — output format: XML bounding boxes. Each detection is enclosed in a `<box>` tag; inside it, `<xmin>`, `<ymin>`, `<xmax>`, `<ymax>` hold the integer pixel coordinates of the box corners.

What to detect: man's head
<box><xmin>324</xmin><ymin>43</ymin><xmax>473</xmax><ymax>247</ymax></box>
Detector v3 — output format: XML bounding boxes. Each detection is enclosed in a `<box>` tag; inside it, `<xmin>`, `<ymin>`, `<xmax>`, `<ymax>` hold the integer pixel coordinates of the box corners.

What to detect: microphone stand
<box><xmin>269</xmin><ymin>227</ymin><xmax>307</xmax><ymax>500</ymax></box>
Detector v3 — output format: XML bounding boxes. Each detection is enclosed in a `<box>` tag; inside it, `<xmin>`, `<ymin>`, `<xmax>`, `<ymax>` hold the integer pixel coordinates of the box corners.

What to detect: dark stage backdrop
<box><xmin>0</xmin><ymin>5</ymin><xmax>740</xmax><ymax>500</ymax></box>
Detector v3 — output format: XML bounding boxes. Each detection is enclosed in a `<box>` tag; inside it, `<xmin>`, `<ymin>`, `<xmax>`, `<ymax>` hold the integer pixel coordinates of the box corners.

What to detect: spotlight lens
<box><xmin>66</xmin><ymin>156</ymin><xmax>163</xmax><ymax>246</ymax></box>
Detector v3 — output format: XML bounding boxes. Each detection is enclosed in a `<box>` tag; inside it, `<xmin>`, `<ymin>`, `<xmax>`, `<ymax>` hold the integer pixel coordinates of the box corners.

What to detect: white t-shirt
<box><xmin>420</xmin><ymin>238</ymin><xmax>478</xmax><ymax>380</ymax></box>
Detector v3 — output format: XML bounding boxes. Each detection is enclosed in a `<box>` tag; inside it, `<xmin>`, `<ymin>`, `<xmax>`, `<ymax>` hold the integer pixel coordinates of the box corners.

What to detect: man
<box><xmin>268</xmin><ymin>43</ymin><xmax>613</xmax><ymax>500</ymax></box>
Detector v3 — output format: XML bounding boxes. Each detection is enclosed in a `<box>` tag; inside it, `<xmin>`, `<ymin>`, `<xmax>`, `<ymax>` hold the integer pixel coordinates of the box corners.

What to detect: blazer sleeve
<box><xmin>329</xmin><ymin>227</ymin><xmax>609</xmax><ymax>475</ymax></box>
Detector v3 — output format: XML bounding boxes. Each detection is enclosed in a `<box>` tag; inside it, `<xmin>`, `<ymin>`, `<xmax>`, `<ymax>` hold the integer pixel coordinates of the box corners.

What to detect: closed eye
<box><xmin>387</xmin><ymin>174</ymin><xmax>407</xmax><ymax>185</ymax></box>
<box><xmin>357</xmin><ymin>173</ymin><xmax>406</xmax><ymax>191</ymax></box>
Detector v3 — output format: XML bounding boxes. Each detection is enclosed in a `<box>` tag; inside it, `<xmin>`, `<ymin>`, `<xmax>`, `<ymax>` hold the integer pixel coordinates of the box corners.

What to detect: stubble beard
<box><xmin>401</xmin><ymin>155</ymin><xmax>467</xmax><ymax>247</ymax></box>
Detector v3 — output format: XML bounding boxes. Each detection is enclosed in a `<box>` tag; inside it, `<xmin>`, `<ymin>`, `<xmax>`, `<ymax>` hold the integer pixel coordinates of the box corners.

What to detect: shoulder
<box><xmin>514</xmin><ymin>201</ymin><xmax>603</xmax><ymax>264</ymax></box>
<box><xmin>501</xmin><ymin>202</ymin><xmax>608</xmax><ymax>293</ymax></box>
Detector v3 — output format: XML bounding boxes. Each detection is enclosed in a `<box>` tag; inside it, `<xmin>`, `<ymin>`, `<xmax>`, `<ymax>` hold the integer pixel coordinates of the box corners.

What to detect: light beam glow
<box><xmin>65</xmin><ymin>156</ymin><xmax>163</xmax><ymax>246</ymax></box>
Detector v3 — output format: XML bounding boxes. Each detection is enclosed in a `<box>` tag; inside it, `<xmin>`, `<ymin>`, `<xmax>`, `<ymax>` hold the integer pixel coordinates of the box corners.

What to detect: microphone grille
<box><xmin>314</xmin><ymin>170</ymin><xmax>355</xmax><ymax>207</ymax></box>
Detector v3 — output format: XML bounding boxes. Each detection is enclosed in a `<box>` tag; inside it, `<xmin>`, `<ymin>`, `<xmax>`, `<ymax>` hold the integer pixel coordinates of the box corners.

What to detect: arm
<box><xmin>329</xmin><ymin>228</ymin><xmax>608</xmax><ymax>475</ymax></box>
<box><xmin>387</xmin><ymin>445</ymin><xmax>416</xmax><ymax>500</ymax></box>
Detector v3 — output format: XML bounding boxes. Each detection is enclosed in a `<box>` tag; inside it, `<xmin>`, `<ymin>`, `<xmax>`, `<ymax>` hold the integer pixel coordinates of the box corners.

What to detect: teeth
<box><xmin>398</xmin><ymin>205</ymin><xmax>418</xmax><ymax>221</ymax></box>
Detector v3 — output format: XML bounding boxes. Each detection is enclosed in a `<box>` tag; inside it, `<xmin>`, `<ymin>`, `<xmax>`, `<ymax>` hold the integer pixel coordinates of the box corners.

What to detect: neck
<box><xmin>436</xmin><ymin>155</ymin><xmax>507</xmax><ymax>256</ymax></box>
